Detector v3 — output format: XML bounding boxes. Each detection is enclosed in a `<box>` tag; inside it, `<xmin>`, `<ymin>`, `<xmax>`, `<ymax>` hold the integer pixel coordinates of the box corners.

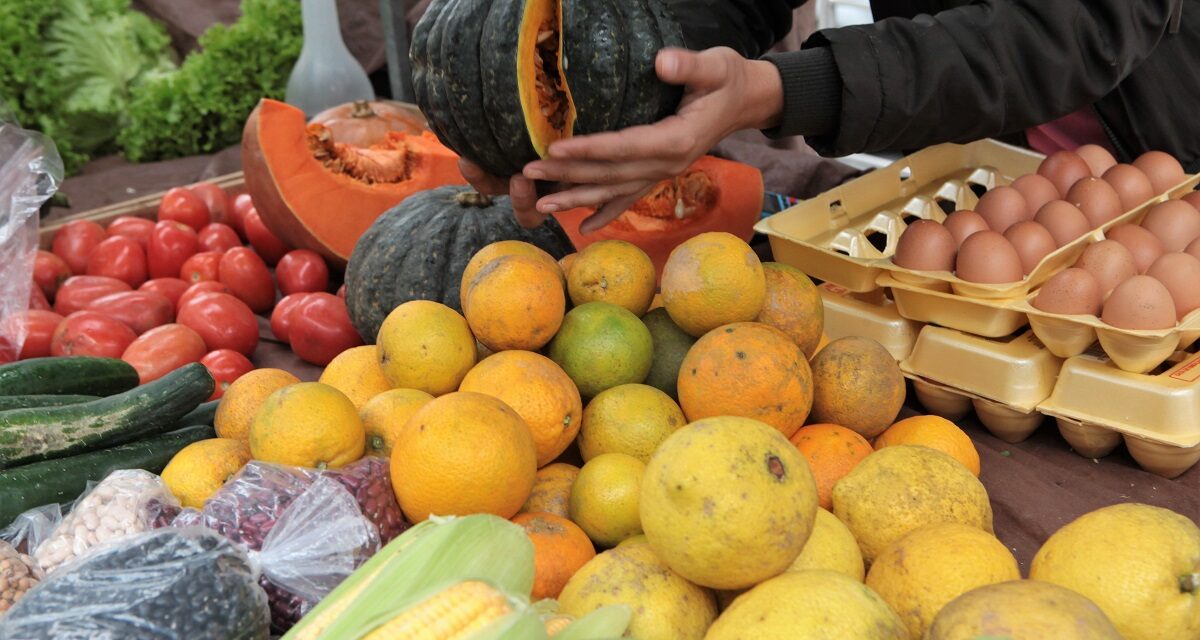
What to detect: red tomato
<box><xmin>139</xmin><ymin>278</ymin><xmax>190</xmax><ymax>307</ymax></box>
<box><xmin>54</xmin><ymin>276</ymin><xmax>132</xmax><ymax>315</ymax></box>
<box><xmin>200</xmin><ymin>349</ymin><xmax>255</xmax><ymax>400</ymax></box>
<box><xmin>275</xmin><ymin>249</ymin><xmax>330</xmax><ymax>295</ymax></box>
<box><xmin>86</xmin><ymin>291</ymin><xmax>174</xmax><ymax>334</ymax></box>
<box><xmin>121</xmin><ymin>323</ymin><xmax>208</xmax><ymax>384</ymax></box>
<box><xmin>289</xmin><ymin>293</ymin><xmax>364</xmax><ymax>365</ymax></box>
<box><xmin>197</xmin><ymin>223</ymin><xmax>241</xmax><ymax>253</ymax></box>
<box><xmin>51</xmin><ymin>220</ymin><xmax>106</xmax><ymax>275</ymax></box>
<box><xmin>28</xmin><ymin>285</ymin><xmax>51</xmax><ymax>311</ymax></box>
<box><xmin>229</xmin><ymin>193</ymin><xmax>255</xmax><ymax>238</ymax></box>
<box><xmin>33</xmin><ymin>250</ymin><xmax>72</xmax><ymax>302</ymax></box>
<box><xmin>177</xmin><ymin>292</ymin><xmax>259</xmax><ymax>355</ymax></box>
<box><xmin>336</xmin><ymin>284</ymin><xmax>346</xmax><ymax>299</ymax></box>
<box><xmin>180</xmin><ymin>251</ymin><xmax>224</xmax><ymax>284</ymax></box>
<box><xmin>177</xmin><ymin>281</ymin><xmax>233</xmax><ymax>313</ymax></box>
<box><xmin>0</xmin><ymin>337</ymin><xmax>14</xmax><ymax>363</ymax></box>
<box><xmin>269</xmin><ymin>293</ymin><xmax>312</xmax><ymax>344</ymax></box>
<box><xmin>51</xmin><ymin>311</ymin><xmax>137</xmax><ymax>358</ymax></box>
<box><xmin>158</xmin><ymin>187</ymin><xmax>210</xmax><ymax>231</ymax></box>
<box><xmin>5</xmin><ymin>310</ymin><xmax>64</xmax><ymax>359</ymax></box>
<box><xmin>106</xmin><ymin>216</ymin><xmax>155</xmax><ymax>249</ymax></box>
<box><xmin>218</xmin><ymin>247</ymin><xmax>276</xmax><ymax>314</ymax></box>
<box><xmin>147</xmin><ymin>221</ymin><xmax>199</xmax><ymax>280</ymax></box>
<box><xmin>85</xmin><ymin>236</ymin><xmax>148</xmax><ymax>288</ymax></box>
<box><xmin>243</xmin><ymin>209</ymin><xmax>288</xmax><ymax>265</ymax></box>
<box><xmin>189</xmin><ymin>183</ymin><xmax>229</xmax><ymax>226</ymax></box>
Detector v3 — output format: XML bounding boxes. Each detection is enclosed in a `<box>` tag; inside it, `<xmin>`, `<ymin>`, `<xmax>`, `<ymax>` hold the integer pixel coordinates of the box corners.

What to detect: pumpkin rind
<box><xmin>562</xmin><ymin>0</ymin><xmax>627</xmax><ymax>135</ymax></box>
<box><xmin>645</xmin><ymin>0</ymin><xmax>686</xmax><ymax>120</ymax></box>
<box><xmin>478</xmin><ymin>0</ymin><xmax>545</xmax><ymax>176</ymax></box>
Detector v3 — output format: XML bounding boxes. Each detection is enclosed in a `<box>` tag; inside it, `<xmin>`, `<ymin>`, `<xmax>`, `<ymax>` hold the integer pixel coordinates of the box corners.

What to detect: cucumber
<box><xmin>178</xmin><ymin>399</ymin><xmax>220</xmax><ymax>427</ymax></box>
<box><xmin>0</xmin><ymin>357</ymin><xmax>139</xmax><ymax>397</ymax></box>
<box><xmin>0</xmin><ymin>425</ymin><xmax>215</xmax><ymax>524</ymax></box>
<box><xmin>0</xmin><ymin>363</ymin><xmax>214</xmax><ymax>469</ymax></box>
<box><xmin>0</xmin><ymin>395</ymin><xmax>97</xmax><ymax>411</ymax></box>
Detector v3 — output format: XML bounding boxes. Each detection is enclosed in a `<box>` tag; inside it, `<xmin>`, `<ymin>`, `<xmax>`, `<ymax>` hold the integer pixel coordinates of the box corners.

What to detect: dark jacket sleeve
<box><xmin>667</xmin><ymin>0</ymin><xmax>808</xmax><ymax>58</ymax></box>
<box><xmin>765</xmin><ymin>0</ymin><xmax>1179</xmax><ymax>156</ymax></box>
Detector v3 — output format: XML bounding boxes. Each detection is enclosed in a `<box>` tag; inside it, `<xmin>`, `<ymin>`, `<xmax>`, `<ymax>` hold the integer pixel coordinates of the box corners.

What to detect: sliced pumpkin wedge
<box><xmin>517</xmin><ymin>0</ymin><xmax>576</xmax><ymax>157</ymax></box>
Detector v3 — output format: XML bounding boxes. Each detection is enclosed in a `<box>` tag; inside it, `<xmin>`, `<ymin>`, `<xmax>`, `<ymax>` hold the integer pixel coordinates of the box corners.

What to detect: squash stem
<box><xmin>455</xmin><ymin>191</ymin><xmax>495</xmax><ymax>208</ymax></box>
<box><xmin>351</xmin><ymin>100</ymin><xmax>377</xmax><ymax>118</ymax></box>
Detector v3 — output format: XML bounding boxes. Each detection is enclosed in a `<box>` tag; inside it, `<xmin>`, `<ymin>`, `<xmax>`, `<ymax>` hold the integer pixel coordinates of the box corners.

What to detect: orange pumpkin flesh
<box><xmin>241</xmin><ymin>98</ymin><xmax>466</xmax><ymax>268</ymax></box>
<box><xmin>519</xmin><ymin>0</ymin><xmax>576</xmax><ymax>157</ymax></box>
<box><xmin>553</xmin><ymin>156</ymin><xmax>764</xmax><ymax>280</ymax></box>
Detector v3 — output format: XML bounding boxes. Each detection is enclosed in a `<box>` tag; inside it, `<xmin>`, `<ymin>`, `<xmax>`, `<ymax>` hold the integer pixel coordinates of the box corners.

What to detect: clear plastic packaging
<box><xmin>0</xmin><ymin>540</ymin><xmax>43</xmax><ymax>615</ymax></box>
<box><xmin>0</xmin><ymin>527</ymin><xmax>269</xmax><ymax>639</ymax></box>
<box><xmin>0</xmin><ymin>504</ymin><xmax>62</xmax><ymax>555</ymax></box>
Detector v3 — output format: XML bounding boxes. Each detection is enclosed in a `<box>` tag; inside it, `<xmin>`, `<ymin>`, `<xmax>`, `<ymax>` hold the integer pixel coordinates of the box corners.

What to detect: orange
<box><xmin>875</xmin><ymin>415</ymin><xmax>981</xmax><ymax>476</ymax></box>
<box><xmin>789</xmin><ymin>424</ymin><xmax>873</xmax><ymax>509</ymax></box>
<box><xmin>809</xmin><ymin>336</ymin><xmax>906</xmax><ymax>439</ymax></box>
<box><xmin>390</xmin><ymin>391</ymin><xmax>537</xmax><ymax>522</ymax></box>
<box><xmin>460</xmin><ymin>240</ymin><xmax>563</xmax><ymax>314</ymax></box>
<box><xmin>359</xmin><ymin>388</ymin><xmax>435</xmax><ymax>457</ymax></box>
<box><xmin>814</xmin><ymin>333</ymin><xmax>831</xmax><ymax>357</ymax></box>
<box><xmin>567</xmin><ymin>240</ymin><xmax>657</xmax><ymax>316</ymax></box>
<box><xmin>318</xmin><ymin>345</ymin><xmax>393</xmax><ymax>410</ymax></box>
<box><xmin>558</xmin><ymin>253</ymin><xmax>578</xmax><ymax>279</ymax></box>
<box><xmin>569</xmin><ymin>453</ymin><xmax>645</xmax><ymax>547</ymax></box>
<box><xmin>214</xmin><ymin>368</ymin><xmax>300</xmax><ymax>442</ymax></box>
<box><xmin>160</xmin><ymin>438</ymin><xmax>251</xmax><ymax>508</ymax></box>
<box><xmin>459</xmin><ymin>351</ymin><xmax>583</xmax><ymax>467</ymax></box>
<box><xmin>755</xmin><ymin>262</ymin><xmax>825</xmax><ymax>358</ymax></box>
<box><xmin>248</xmin><ymin>382</ymin><xmax>366</xmax><ymax>469</ymax></box>
<box><xmin>578</xmin><ymin>383</ymin><xmax>686</xmax><ymax>463</ymax></box>
<box><xmin>660</xmin><ymin>231</ymin><xmax>766</xmax><ymax>337</ymax></box>
<box><xmin>547</xmin><ymin>301</ymin><xmax>654</xmax><ymax>398</ymax></box>
<box><xmin>464</xmin><ymin>255</ymin><xmax>566</xmax><ymax>352</ymax></box>
<box><xmin>520</xmin><ymin>463</ymin><xmax>580</xmax><ymax>518</ymax></box>
<box><xmin>512</xmin><ymin>512</ymin><xmax>597</xmax><ymax>600</ymax></box>
<box><xmin>648</xmin><ymin>293</ymin><xmax>664</xmax><ymax>312</ymax></box>
<box><xmin>677</xmin><ymin>322</ymin><xmax>813</xmax><ymax>437</ymax></box>
<box><xmin>376</xmin><ymin>300</ymin><xmax>476</xmax><ymax>395</ymax></box>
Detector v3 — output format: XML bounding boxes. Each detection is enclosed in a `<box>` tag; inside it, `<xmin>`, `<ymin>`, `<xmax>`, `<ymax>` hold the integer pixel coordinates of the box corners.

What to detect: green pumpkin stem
<box><xmin>455</xmin><ymin>190</ymin><xmax>495</xmax><ymax>208</ymax></box>
<box><xmin>350</xmin><ymin>100</ymin><xmax>376</xmax><ymax>119</ymax></box>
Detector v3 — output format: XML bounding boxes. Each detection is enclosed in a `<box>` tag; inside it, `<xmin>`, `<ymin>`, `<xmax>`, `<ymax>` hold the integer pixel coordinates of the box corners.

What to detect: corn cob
<box><xmin>362</xmin><ymin>580</ymin><xmax>513</xmax><ymax>640</ymax></box>
<box><xmin>542</xmin><ymin>615</ymin><xmax>573</xmax><ymax>637</ymax></box>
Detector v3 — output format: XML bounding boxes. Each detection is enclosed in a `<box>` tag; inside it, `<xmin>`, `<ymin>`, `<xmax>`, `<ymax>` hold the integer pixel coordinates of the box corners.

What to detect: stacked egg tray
<box><xmin>762</xmin><ymin>139</ymin><xmax>1200</xmax><ymax>477</ymax></box>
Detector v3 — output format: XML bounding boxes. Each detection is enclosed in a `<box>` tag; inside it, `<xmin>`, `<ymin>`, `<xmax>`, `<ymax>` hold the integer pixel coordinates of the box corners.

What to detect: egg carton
<box><xmin>817</xmin><ymin>283</ymin><xmax>922</xmax><ymax>361</ymax></box>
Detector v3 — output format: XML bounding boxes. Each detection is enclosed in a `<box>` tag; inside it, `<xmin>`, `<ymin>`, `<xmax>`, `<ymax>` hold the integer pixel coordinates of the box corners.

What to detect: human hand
<box><xmin>458</xmin><ymin>157</ymin><xmax>544</xmax><ymax>229</ymax></box>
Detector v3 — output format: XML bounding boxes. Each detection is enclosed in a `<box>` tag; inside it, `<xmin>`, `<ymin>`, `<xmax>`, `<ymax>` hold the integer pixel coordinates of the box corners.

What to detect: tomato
<box><xmin>106</xmin><ymin>216</ymin><xmax>155</xmax><ymax>249</ymax></box>
<box><xmin>189</xmin><ymin>182</ymin><xmax>229</xmax><ymax>226</ymax></box>
<box><xmin>180</xmin><ymin>251</ymin><xmax>224</xmax><ymax>284</ymax></box>
<box><xmin>158</xmin><ymin>187</ymin><xmax>210</xmax><ymax>231</ymax></box>
<box><xmin>147</xmin><ymin>220</ymin><xmax>199</xmax><ymax>280</ymax></box>
<box><xmin>51</xmin><ymin>220</ymin><xmax>106</xmax><ymax>275</ymax></box>
<box><xmin>336</xmin><ymin>284</ymin><xmax>346</xmax><ymax>299</ymax></box>
<box><xmin>121</xmin><ymin>323</ymin><xmax>208</xmax><ymax>384</ymax></box>
<box><xmin>33</xmin><ymin>250</ymin><xmax>72</xmax><ymax>302</ymax></box>
<box><xmin>216</xmin><ymin>247</ymin><xmax>275</xmax><ymax>314</ymax></box>
<box><xmin>178</xmin><ymin>292</ymin><xmax>259</xmax><ymax>355</ymax></box>
<box><xmin>200</xmin><ymin>349</ymin><xmax>255</xmax><ymax>400</ymax></box>
<box><xmin>139</xmin><ymin>278</ymin><xmax>190</xmax><ymax>307</ymax></box>
<box><xmin>28</xmin><ymin>285</ymin><xmax>51</xmax><ymax>311</ymax></box>
<box><xmin>5</xmin><ymin>310</ymin><xmax>64</xmax><ymax>359</ymax></box>
<box><xmin>86</xmin><ymin>291</ymin><xmax>174</xmax><ymax>334</ymax></box>
<box><xmin>85</xmin><ymin>236</ymin><xmax>148</xmax><ymax>288</ymax></box>
<box><xmin>177</xmin><ymin>281</ymin><xmax>232</xmax><ymax>313</ymax></box>
<box><xmin>275</xmin><ymin>249</ymin><xmax>330</xmax><ymax>295</ymax></box>
<box><xmin>197</xmin><ymin>223</ymin><xmax>241</xmax><ymax>253</ymax></box>
<box><xmin>54</xmin><ymin>275</ymin><xmax>132</xmax><ymax>315</ymax></box>
<box><xmin>243</xmin><ymin>209</ymin><xmax>288</xmax><ymax>265</ymax></box>
<box><xmin>229</xmin><ymin>193</ymin><xmax>255</xmax><ymax>238</ymax></box>
<box><xmin>289</xmin><ymin>293</ymin><xmax>363</xmax><ymax>365</ymax></box>
<box><xmin>269</xmin><ymin>293</ymin><xmax>311</xmax><ymax>344</ymax></box>
<box><xmin>51</xmin><ymin>311</ymin><xmax>137</xmax><ymax>358</ymax></box>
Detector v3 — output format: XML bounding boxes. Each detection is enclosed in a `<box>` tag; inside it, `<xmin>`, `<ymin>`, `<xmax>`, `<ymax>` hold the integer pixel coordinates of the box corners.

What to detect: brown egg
<box><xmin>1187</xmin><ymin>235</ymin><xmax>1200</xmax><ymax>261</ymax></box>
<box><xmin>893</xmin><ymin>220</ymin><xmax>957</xmax><ymax>271</ymax></box>
<box><xmin>1034</xmin><ymin>200</ymin><xmax>1091</xmax><ymax>247</ymax></box>
<box><xmin>1183</xmin><ymin>191</ymin><xmax>1200</xmax><ymax>210</ymax></box>
<box><xmin>1075</xmin><ymin>144</ymin><xmax>1117</xmax><ymax>177</ymax></box>
<box><xmin>1074</xmin><ymin>240</ymin><xmax>1137</xmax><ymax>296</ymax></box>
<box><xmin>1140</xmin><ymin>200</ymin><xmax>1200</xmax><ymax>252</ymax></box>
<box><xmin>1038</xmin><ymin>150</ymin><xmax>1093</xmax><ymax>196</ymax></box>
<box><xmin>1101</xmin><ymin>276</ymin><xmax>1177</xmax><ymax>330</ymax></box>
<box><xmin>1011</xmin><ymin>174</ymin><xmax>1060</xmax><ymax>213</ymax></box>
<box><xmin>1066</xmin><ymin>177</ymin><xmax>1123</xmax><ymax>228</ymax></box>
<box><xmin>1133</xmin><ymin>151</ymin><xmax>1186</xmax><ymax>193</ymax></box>
<box><xmin>943</xmin><ymin>210</ymin><xmax>991</xmax><ymax>247</ymax></box>
<box><xmin>1032</xmin><ymin>268</ymin><xmax>1103</xmax><ymax>316</ymax></box>
<box><xmin>1004</xmin><ymin>221</ymin><xmax>1057</xmax><ymax>275</ymax></box>
<box><xmin>1102</xmin><ymin>164</ymin><xmax>1155</xmax><ymax>211</ymax></box>
<box><xmin>1146</xmin><ymin>252</ymin><xmax>1200</xmax><ymax>320</ymax></box>
<box><xmin>955</xmin><ymin>231</ymin><xmax>1024</xmax><ymax>283</ymax></box>
<box><xmin>1104</xmin><ymin>224</ymin><xmax>1165</xmax><ymax>274</ymax></box>
<box><xmin>975</xmin><ymin>186</ymin><xmax>1029</xmax><ymax>234</ymax></box>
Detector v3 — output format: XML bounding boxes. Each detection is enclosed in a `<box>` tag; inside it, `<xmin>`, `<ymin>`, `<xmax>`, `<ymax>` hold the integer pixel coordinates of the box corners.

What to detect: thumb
<box><xmin>656</xmin><ymin>47</ymin><xmax>735</xmax><ymax>91</ymax></box>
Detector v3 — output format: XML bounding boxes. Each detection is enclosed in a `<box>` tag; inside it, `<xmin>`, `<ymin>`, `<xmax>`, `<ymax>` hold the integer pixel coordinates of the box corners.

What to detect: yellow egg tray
<box><xmin>817</xmin><ymin>283</ymin><xmax>922</xmax><ymax>361</ymax></box>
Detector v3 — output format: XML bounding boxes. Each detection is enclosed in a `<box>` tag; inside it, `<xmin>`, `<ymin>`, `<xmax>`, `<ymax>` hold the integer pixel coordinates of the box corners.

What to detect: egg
<box><xmin>1139</xmin><ymin>200</ymin><xmax>1200</xmax><ymax>252</ymax></box>
<box><xmin>1187</xmin><ymin>235</ymin><xmax>1200</xmax><ymax>261</ymax></box>
<box><xmin>1146</xmin><ymin>252</ymin><xmax>1200</xmax><ymax>320</ymax></box>
<box><xmin>1075</xmin><ymin>144</ymin><xmax>1117</xmax><ymax>176</ymax></box>
<box><xmin>1010</xmin><ymin>174</ymin><xmax>1060</xmax><ymax>213</ymax></box>
<box><xmin>1132</xmin><ymin>150</ymin><xmax>1186</xmax><ymax>193</ymax></box>
<box><xmin>1032</xmin><ymin>268</ymin><xmax>1103</xmax><ymax>316</ymax></box>
<box><xmin>1183</xmin><ymin>191</ymin><xmax>1200</xmax><ymax>211</ymax></box>
<box><xmin>893</xmin><ymin>220</ymin><xmax>957</xmax><ymax>271</ymax></box>
<box><xmin>1004</xmin><ymin>221</ymin><xmax>1057</xmax><ymax>275</ymax></box>
<box><xmin>1103</xmin><ymin>224</ymin><xmax>1165</xmax><ymax>274</ymax></box>
<box><xmin>1074</xmin><ymin>239</ymin><xmax>1137</xmax><ymax>296</ymax></box>
<box><xmin>1101</xmin><ymin>275</ymin><xmax>1177</xmax><ymax>330</ymax></box>
<box><xmin>955</xmin><ymin>231</ymin><xmax>1024</xmax><ymax>283</ymax></box>
<box><xmin>1101</xmin><ymin>164</ymin><xmax>1155</xmax><ymax>211</ymax></box>
<box><xmin>943</xmin><ymin>210</ymin><xmax>991</xmax><ymax>247</ymax></box>
<box><xmin>1066</xmin><ymin>177</ymin><xmax>1123</xmax><ymax>228</ymax></box>
<box><xmin>975</xmin><ymin>186</ymin><xmax>1029</xmax><ymax>234</ymax></box>
<box><xmin>1033</xmin><ymin>200</ymin><xmax>1091</xmax><ymax>247</ymax></box>
<box><xmin>1038</xmin><ymin>150</ymin><xmax>1092</xmax><ymax>196</ymax></box>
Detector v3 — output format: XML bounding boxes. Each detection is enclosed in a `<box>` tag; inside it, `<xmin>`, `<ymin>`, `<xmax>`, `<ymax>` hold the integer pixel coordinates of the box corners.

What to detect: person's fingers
<box><xmin>656</xmin><ymin>47</ymin><xmax>734</xmax><ymax>91</ymax></box>
<box><xmin>459</xmin><ymin>157</ymin><xmax>508</xmax><ymax>195</ymax></box>
<box><xmin>580</xmin><ymin>192</ymin><xmax>647</xmax><ymax>235</ymax></box>
<box><xmin>542</xmin><ymin>116</ymin><xmax>700</xmax><ymax>163</ymax></box>
<box><xmin>537</xmin><ymin>180</ymin><xmax>654</xmax><ymax>213</ymax></box>
<box><xmin>509</xmin><ymin>175</ymin><xmax>545</xmax><ymax>228</ymax></box>
<box><xmin>524</xmin><ymin>157</ymin><xmax>681</xmax><ymax>186</ymax></box>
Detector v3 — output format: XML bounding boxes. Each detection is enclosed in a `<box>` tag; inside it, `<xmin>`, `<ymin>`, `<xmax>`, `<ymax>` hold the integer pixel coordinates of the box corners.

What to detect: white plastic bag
<box><xmin>0</xmin><ymin>504</ymin><xmax>62</xmax><ymax>555</ymax></box>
